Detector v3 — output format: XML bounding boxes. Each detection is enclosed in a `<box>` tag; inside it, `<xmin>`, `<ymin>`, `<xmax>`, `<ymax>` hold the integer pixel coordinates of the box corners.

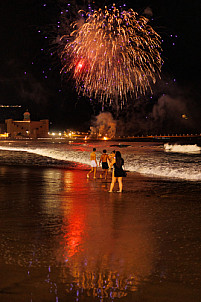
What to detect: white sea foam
<box><xmin>0</xmin><ymin>143</ymin><xmax>200</xmax><ymax>181</ymax></box>
<box><xmin>164</xmin><ymin>143</ymin><xmax>201</xmax><ymax>154</ymax></box>
<box><xmin>0</xmin><ymin>146</ymin><xmax>91</xmax><ymax>165</ymax></box>
<box><xmin>130</xmin><ymin>164</ymin><xmax>201</xmax><ymax>181</ymax></box>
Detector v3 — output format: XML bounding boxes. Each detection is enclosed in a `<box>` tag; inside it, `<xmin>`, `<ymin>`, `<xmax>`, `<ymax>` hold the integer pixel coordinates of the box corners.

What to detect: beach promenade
<box><xmin>0</xmin><ymin>165</ymin><xmax>201</xmax><ymax>301</ymax></box>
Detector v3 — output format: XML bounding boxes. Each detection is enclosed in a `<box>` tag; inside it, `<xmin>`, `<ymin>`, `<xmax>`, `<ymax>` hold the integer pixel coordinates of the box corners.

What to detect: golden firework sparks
<box><xmin>59</xmin><ymin>4</ymin><xmax>163</xmax><ymax>104</ymax></box>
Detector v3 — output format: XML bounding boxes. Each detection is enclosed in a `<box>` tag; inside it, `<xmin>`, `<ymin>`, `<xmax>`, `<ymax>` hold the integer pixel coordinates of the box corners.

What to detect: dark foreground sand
<box><xmin>0</xmin><ymin>165</ymin><xmax>201</xmax><ymax>302</ymax></box>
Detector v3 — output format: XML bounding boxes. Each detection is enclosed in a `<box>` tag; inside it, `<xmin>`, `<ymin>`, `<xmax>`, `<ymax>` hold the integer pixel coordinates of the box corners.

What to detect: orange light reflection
<box><xmin>60</xmin><ymin>171</ymin><xmax>87</xmax><ymax>259</ymax></box>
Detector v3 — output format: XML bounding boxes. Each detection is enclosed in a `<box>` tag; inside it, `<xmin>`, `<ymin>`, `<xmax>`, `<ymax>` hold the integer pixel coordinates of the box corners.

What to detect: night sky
<box><xmin>0</xmin><ymin>0</ymin><xmax>201</xmax><ymax>134</ymax></box>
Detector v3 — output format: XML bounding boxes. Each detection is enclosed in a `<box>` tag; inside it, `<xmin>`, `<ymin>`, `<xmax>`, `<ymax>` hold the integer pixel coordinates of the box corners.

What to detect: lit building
<box><xmin>5</xmin><ymin>111</ymin><xmax>49</xmax><ymax>139</ymax></box>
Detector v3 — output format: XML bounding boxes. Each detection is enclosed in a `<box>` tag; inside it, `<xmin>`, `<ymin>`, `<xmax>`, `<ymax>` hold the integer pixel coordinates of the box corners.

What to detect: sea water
<box><xmin>0</xmin><ymin>139</ymin><xmax>200</xmax><ymax>181</ymax></box>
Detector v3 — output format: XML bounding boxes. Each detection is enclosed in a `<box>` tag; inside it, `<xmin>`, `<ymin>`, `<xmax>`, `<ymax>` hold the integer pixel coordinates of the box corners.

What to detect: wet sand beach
<box><xmin>0</xmin><ymin>165</ymin><xmax>201</xmax><ymax>302</ymax></box>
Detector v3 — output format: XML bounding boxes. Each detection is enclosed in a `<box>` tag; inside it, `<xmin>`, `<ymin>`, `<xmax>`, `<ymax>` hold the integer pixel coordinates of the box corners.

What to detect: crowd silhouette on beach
<box><xmin>87</xmin><ymin>148</ymin><xmax>126</xmax><ymax>193</ymax></box>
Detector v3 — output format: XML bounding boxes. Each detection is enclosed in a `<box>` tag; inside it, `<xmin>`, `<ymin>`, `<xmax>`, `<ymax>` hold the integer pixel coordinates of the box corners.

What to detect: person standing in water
<box><xmin>109</xmin><ymin>151</ymin><xmax>125</xmax><ymax>193</ymax></box>
<box><xmin>99</xmin><ymin>149</ymin><xmax>109</xmax><ymax>179</ymax></box>
<box><xmin>87</xmin><ymin>148</ymin><xmax>97</xmax><ymax>179</ymax></box>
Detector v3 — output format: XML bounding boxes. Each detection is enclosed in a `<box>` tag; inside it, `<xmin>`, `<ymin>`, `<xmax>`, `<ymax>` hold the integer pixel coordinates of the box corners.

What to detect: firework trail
<box><xmin>59</xmin><ymin>4</ymin><xmax>163</xmax><ymax>105</ymax></box>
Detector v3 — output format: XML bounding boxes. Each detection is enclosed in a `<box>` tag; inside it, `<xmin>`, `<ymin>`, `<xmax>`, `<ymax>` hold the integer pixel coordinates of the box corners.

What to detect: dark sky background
<box><xmin>0</xmin><ymin>0</ymin><xmax>201</xmax><ymax>134</ymax></box>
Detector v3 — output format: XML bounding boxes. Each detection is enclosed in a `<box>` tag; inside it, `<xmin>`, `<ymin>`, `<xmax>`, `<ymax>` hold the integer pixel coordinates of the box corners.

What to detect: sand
<box><xmin>0</xmin><ymin>164</ymin><xmax>201</xmax><ymax>302</ymax></box>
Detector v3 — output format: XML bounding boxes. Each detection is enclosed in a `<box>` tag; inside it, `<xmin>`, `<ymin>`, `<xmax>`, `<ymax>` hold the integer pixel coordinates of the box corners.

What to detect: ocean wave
<box><xmin>130</xmin><ymin>164</ymin><xmax>201</xmax><ymax>181</ymax></box>
<box><xmin>0</xmin><ymin>144</ymin><xmax>201</xmax><ymax>181</ymax></box>
<box><xmin>0</xmin><ymin>146</ymin><xmax>91</xmax><ymax>166</ymax></box>
<box><xmin>164</xmin><ymin>143</ymin><xmax>201</xmax><ymax>154</ymax></box>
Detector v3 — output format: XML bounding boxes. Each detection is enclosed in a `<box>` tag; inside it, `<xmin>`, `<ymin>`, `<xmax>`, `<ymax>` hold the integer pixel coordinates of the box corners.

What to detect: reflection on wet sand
<box><xmin>58</xmin><ymin>170</ymin><xmax>154</xmax><ymax>300</ymax></box>
<box><xmin>1</xmin><ymin>166</ymin><xmax>200</xmax><ymax>301</ymax></box>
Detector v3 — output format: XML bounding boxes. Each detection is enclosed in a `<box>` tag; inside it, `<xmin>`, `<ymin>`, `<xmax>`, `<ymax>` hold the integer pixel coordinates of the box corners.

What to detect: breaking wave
<box><xmin>0</xmin><ymin>142</ymin><xmax>200</xmax><ymax>181</ymax></box>
<box><xmin>164</xmin><ymin>143</ymin><xmax>201</xmax><ymax>154</ymax></box>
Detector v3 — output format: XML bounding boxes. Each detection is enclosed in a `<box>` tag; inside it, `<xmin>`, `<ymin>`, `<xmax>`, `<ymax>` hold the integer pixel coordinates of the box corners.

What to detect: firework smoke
<box><xmin>59</xmin><ymin>4</ymin><xmax>163</xmax><ymax>105</ymax></box>
<box><xmin>90</xmin><ymin>112</ymin><xmax>116</xmax><ymax>138</ymax></box>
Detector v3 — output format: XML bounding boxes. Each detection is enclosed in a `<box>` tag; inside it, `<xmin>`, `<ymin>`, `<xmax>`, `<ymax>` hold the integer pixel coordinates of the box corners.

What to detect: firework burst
<box><xmin>59</xmin><ymin>4</ymin><xmax>163</xmax><ymax>104</ymax></box>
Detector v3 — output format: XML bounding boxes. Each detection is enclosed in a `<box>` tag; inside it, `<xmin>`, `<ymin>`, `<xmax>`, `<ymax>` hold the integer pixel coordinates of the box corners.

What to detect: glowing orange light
<box><xmin>78</xmin><ymin>62</ymin><xmax>83</xmax><ymax>68</ymax></box>
<box><xmin>75</xmin><ymin>59</ymin><xmax>85</xmax><ymax>74</ymax></box>
<box><xmin>61</xmin><ymin>171</ymin><xmax>87</xmax><ymax>259</ymax></box>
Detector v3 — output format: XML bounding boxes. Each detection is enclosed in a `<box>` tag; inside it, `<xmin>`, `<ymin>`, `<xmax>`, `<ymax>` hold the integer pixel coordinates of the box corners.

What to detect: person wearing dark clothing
<box><xmin>99</xmin><ymin>149</ymin><xmax>109</xmax><ymax>179</ymax></box>
<box><xmin>109</xmin><ymin>151</ymin><xmax>125</xmax><ymax>193</ymax></box>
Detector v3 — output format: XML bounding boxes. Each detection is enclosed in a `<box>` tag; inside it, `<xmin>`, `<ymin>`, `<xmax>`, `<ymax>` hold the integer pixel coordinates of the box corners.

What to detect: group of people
<box><xmin>87</xmin><ymin>148</ymin><xmax>126</xmax><ymax>193</ymax></box>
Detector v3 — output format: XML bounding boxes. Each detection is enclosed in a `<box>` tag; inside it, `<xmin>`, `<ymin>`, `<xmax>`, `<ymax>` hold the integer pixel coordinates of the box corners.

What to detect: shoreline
<box><xmin>0</xmin><ymin>140</ymin><xmax>200</xmax><ymax>182</ymax></box>
<box><xmin>0</xmin><ymin>152</ymin><xmax>200</xmax><ymax>183</ymax></box>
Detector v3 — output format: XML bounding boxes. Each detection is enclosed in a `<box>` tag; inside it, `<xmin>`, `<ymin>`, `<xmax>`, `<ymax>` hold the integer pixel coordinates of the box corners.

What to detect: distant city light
<box><xmin>0</xmin><ymin>105</ymin><xmax>22</xmax><ymax>107</ymax></box>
